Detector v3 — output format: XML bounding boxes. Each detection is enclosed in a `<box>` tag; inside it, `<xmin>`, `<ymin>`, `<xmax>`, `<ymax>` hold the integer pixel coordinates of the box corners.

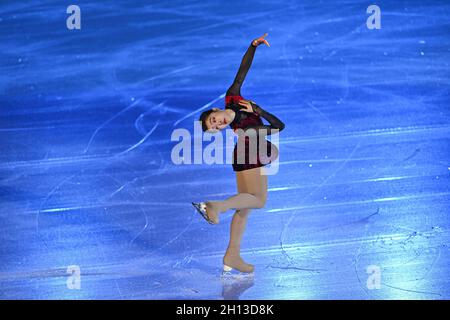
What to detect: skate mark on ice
<box><xmin>383</xmin><ymin>283</ymin><xmax>442</xmax><ymax>298</ymax></box>
<box><xmin>277</xmin><ymin>142</ymin><xmax>361</xmax><ymax>267</ymax></box>
<box><xmin>114</xmin><ymin>121</ymin><xmax>159</xmax><ymax>157</ymax></box>
<box><xmin>173</xmin><ymin>93</ymin><xmax>225</xmax><ymax>127</ymax></box>
<box><xmin>104</xmin><ymin>175</ymin><xmax>150</xmax><ymax>245</ymax></box>
<box><xmin>36</xmin><ymin>174</ymin><xmax>77</xmax><ymax>250</ymax></box>
<box><xmin>83</xmin><ymin>98</ymin><xmax>144</xmax><ymax>154</ymax></box>
<box><xmin>267</xmin><ymin>264</ymin><xmax>325</xmax><ymax>274</ymax></box>
<box><xmin>315</xmin><ymin>208</ymin><xmax>380</xmax><ymax>233</ymax></box>
<box><xmin>352</xmin><ymin>222</ymin><xmax>372</xmax><ymax>298</ymax></box>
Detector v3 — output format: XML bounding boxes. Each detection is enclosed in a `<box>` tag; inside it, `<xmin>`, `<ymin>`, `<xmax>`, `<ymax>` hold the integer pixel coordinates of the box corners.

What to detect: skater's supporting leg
<box><xmin>226</xmin><ymin>209</ymin><xmax>251</xmax><ymax>255</ymax></box>
<box><xmin>223</xmin><ymin>207</ymin><xmax>254</xmax><ymax>272</ymax></box>
<box><xmin>226</xmin><ymin>42</ymin><xmax>257</xmax><ymax>97</ymax></box>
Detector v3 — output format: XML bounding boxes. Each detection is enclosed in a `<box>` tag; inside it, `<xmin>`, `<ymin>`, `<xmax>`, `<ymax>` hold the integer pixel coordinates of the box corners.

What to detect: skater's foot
<box><xmin>223</xmin><ymin>254</ymin><xmax>254</xmax><ymax>274</ymax></box>
<box><xmin>192</xmin><ymin>202</ymin><xmax>214</xmax><ymax>224</ymax></box>
<box><xmin>205</xmin><ymin>201</ymin><xmax>221</xmax><ymax>224</ymax></box>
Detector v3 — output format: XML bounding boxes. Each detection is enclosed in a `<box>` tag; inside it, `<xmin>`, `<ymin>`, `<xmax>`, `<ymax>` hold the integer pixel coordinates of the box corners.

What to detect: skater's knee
<box><xmin>258</xmin><ymin>198</ymin><xmax>267</xmax><ymax>208</ymax></box>
<box><xmin>259</xmin><ymin>193</ymin><xmax>268</xmax><ymax>208</ymax></box>
<box><xmin>252</xmin><ymin>194</ymin><xmax>266</xmax><ymax>209</ymax></box>
<box><xmin>237</xmin><ymin>208</ymin><xmax>251</xmax><ymax>217</ymax></box>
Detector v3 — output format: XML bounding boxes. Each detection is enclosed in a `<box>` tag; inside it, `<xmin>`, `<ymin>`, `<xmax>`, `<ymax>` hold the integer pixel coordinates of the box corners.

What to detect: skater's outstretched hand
<box><xmin>252</xmin><ymin>33</ymin><xmax>270</xmax><ymax>47</ymax></box>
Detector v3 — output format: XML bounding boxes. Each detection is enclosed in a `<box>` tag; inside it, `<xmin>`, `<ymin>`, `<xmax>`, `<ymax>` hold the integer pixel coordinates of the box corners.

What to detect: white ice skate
<box><xmin>192</xmin><ymin>202</ymin><xmax>214</xmax><ymax>225</ymax></box>
<box><xmin>221</xmin><ymin>264</ymin><xmax>255</xmax><ymax>278</ymax></box>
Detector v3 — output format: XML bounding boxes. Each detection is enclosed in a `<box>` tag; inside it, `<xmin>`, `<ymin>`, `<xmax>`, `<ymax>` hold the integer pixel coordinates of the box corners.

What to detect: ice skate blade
<box><xmin>221</xmin><ymin>265</ymin><xmax>254</xmax><ymax>278</ymax></box>
<box><xmin>223</xmin><ymin>265</ymin><xmax>233</xmax><ymax>272</ymax></box>
<box><xmin>192</xmin><ymin>202</ymin><xmax>214</xmax><ymax>225</ymax></box>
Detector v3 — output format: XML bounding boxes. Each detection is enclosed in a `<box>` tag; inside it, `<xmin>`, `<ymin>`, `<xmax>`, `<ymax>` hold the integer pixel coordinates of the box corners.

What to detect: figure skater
<box><xmin>192</xmin><ymin>33</ymin><xmax>285</xmax><ymax>274</ymax></box>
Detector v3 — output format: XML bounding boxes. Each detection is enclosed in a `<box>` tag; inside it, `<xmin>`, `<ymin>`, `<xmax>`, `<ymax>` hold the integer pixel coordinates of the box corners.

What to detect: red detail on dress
<box><xmin>225</xmin><ymin>95</ymin><xmax>245</xmax><ymax>106</ymax></box>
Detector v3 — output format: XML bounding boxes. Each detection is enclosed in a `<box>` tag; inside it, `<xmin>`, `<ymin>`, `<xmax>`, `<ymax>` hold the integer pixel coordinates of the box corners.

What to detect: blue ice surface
<box><xmin>0</xmin><ymin>0</ymin><xmax>449</xmax><ymax>299</ymax></box>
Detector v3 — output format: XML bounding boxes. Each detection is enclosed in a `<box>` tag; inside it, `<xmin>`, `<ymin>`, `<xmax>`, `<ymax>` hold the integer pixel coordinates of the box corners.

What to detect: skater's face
<box><xmin>205</xmin><ymin>109</ymin><xmax>232</xmax><ymax>132</ymax></box>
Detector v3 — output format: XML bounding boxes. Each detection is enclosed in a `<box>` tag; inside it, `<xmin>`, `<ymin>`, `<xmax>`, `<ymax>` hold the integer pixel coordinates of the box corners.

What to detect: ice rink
<box><xmin>1</xmin><ymin>0</ymin><xmax>449</xmax><ymax>299</ymax></box>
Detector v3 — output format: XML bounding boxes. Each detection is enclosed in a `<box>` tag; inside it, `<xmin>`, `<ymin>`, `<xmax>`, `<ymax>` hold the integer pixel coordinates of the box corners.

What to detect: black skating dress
<box><xmin>225</xmin><ymin>95</ymin><xmax>285</xmax><ymax>172</ymax></box>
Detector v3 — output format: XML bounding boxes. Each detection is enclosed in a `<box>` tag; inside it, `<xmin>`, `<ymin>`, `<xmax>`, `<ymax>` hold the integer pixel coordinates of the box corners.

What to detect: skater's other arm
<box><xmin>226</xmin><ymin>33</ymin><xmax>270</xmax><ymax>97</ymax></box>
<box><xmin>237</xmin><ymin>100</ymin><xmax>285</xmax><ymax>137</ymax></box>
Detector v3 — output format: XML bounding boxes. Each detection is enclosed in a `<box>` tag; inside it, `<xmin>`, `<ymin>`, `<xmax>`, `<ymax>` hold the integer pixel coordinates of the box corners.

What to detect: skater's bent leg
<box><xmin>214</xmin><ymin>192</ymin><xmax>266</xmax><ymax>212</ymax></box>
<box><xmin>206</xmin><ymin>193</ymin><xmax>262</xmax><ymax>224</ymax></box>
<box><xmin>205</xmin><ymin>167</ymin><xmax>267</xmax><ymax>223</ymax></box>
<box><xmin>226</xmin><ymin>43</ymin><xmax>257</xmax><ymax>97</ymax></box>
<box><xmin>217</xmin><ymin>166</ymin><xmax>267</xmax><ymax>211</ymax></box>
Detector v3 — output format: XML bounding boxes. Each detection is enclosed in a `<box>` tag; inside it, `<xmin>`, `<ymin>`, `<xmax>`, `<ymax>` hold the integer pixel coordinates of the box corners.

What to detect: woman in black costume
<box><xmin>193</xmin><ymin>34</ymin><xmax>285</xmax><ymax>274</ymax></box>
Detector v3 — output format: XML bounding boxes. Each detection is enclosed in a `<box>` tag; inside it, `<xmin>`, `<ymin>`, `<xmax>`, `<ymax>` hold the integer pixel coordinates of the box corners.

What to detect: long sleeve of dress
<box><xmin>239</xmin><ymin>102</ymin><xmax>284</xmax><ymax>137</ymax></box>
<box><xmin>226</xmin><ymin>42</ymin><xmax>257</xmax><ymax>97</ymax></box>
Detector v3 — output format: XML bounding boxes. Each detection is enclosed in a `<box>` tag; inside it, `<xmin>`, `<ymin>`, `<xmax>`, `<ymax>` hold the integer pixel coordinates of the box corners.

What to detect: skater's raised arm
<box><xmin>237</xmin><ymin>100</ymin><xmax>285</xmax><ymax>137</ymax></box>
<box><xmin>226</xmin><ymin>33</ymin><xmax>270</xmax><ymax>97</ymax></box>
